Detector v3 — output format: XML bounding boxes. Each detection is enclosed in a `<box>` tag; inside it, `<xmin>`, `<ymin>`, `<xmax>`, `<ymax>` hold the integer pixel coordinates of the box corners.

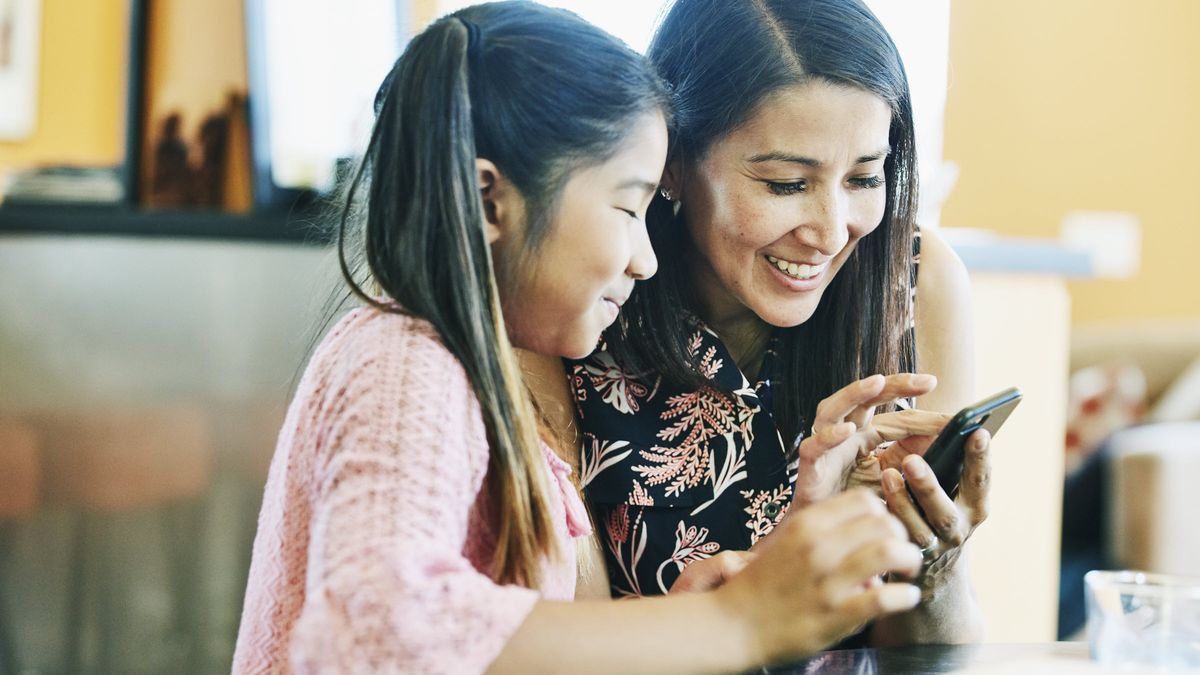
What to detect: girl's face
<box><xmin>675</xmin><ymin>81</ymin><xmax>892</xmax><ymax>329</ymax></box>
<box><xmin>501</xmin><ymin>111</ymin><xmax>668</xmax><ymax>358</ymax></box>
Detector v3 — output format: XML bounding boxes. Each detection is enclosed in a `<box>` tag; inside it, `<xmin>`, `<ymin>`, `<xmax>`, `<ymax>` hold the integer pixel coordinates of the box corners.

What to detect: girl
<box><xmin>566</xmin><ymin>0</ymin><xmax>990</xmax><ymax>645</ymax></box>
<box><xmin>233</xmin><ymin>2</ymin><xmax>924</xmax><ymax>673</ymax></box>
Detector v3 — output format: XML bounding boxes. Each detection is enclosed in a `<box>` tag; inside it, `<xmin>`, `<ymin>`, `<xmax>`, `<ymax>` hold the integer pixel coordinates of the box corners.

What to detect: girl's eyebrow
<box><xmin>616</xmin><ymin>179</ymin><xmax>659</xmax><ymax>195</ymax></box>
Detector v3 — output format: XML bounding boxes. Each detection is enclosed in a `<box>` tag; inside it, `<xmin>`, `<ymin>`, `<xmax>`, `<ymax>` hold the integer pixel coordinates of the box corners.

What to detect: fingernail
<box><xmin>883</xmin><ymin>471</ymin><xmax>902</xmax><ymax>493</ymax></box>
<box><xmin>905</xmin><ymin>460</ymin><xmax>927</xmax><ymax>479</ymax></box>
<box><xmin>914</xmin><ymin>374</ymin><xmax>936</xmax><ymax>387</ymax></box>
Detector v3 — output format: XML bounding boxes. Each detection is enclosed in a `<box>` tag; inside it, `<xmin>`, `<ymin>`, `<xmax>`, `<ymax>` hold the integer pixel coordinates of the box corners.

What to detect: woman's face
<box><xmin>502</xmin><ymin>111</ymin><xmax>668</xmax><ymax>358</ymax></box>
<box><xmin>675</xmin><ymin>80</ymin><xmax>892</xmax><ymax>329</ymax></box>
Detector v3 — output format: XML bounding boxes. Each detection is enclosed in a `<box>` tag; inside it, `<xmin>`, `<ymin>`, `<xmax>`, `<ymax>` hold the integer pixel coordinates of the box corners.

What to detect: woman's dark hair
<box><xmin>608</xmin><ymin>0</ymin><xmax>918</xmax><ymax>448</ymax></box>
<box><xmin>337</xmin><ymin>1</ymin><xmax>670</xmax><ymax>588</ymax></box>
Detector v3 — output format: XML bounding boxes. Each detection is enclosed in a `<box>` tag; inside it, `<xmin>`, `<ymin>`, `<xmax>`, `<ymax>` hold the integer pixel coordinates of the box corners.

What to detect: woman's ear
<box><xmin>660</xmin><ymin>158</ymin><xmax>682</xmax><ymax>202</ymax></box>
<box><xmin>477</xmin><ymin>158</ymin><xmax>523</xmax><ymax>245</ymax></box>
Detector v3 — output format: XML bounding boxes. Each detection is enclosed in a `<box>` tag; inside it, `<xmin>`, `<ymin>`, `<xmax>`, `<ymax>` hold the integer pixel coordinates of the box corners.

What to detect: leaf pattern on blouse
<box><xmin>741</xmin><ymin>485</ymin><xmax>794</xmax><ymax>546</ymax></box>
<box><xmin>571</xmin><ymin>326</ymin><xmax>789</xmax><ymax>597</ymax></box>
<box><xmin>655</xmin><ymin>521</ymin><xmax>722</xmax><ymax>594</ymax></box>
<box><xmin>579</xmin><ymin>349</ymin><xmax>657</xmax><ymax>415</ymax></box>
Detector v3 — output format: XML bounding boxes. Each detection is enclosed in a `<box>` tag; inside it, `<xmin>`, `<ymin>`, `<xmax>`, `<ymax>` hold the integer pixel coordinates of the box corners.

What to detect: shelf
<box><xmin>0</xmin><ymin>201</ymin><xmax>332</xmax><ymax>244</ymax></box>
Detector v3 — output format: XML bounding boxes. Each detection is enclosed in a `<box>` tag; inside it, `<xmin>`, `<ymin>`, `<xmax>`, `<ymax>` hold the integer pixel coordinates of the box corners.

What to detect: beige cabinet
<box><xmin>966</xmin><ymin>272</ymin><xmax>1070</xmax><ymax>642</ymax></box>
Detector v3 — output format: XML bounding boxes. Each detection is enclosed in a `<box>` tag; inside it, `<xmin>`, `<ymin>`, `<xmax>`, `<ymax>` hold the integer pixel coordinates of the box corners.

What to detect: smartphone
<box><xmin>910</xmin><ymin>387</ymin><xmax>1023</xmax><ymax>500</ymax></box>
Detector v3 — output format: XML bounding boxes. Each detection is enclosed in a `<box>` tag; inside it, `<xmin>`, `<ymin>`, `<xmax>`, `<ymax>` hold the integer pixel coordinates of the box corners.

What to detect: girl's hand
<box><xmin>794</xmin><ymin>374</ymin><xmax>946</xmax><ymax>507</ymax></box>
<box><xmin>880</xmin><ymin>429</ymin><xmax>991</xmax><ymax>598</ymax></box>
<box><xmin>669</xmin><ymin>551</ymin><xmax>754</xmax><ymax>593</ymax></box>
<box><xmin>714</xmin><ymin>488</ymin><xmax>923</xmax><ymax>664</ymax></box>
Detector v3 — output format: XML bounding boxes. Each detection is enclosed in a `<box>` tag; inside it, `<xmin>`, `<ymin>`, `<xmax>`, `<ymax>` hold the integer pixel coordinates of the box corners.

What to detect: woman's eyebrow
<box><xmin>855</xmin><ymin>147</ymin><xmax>892</xmax><ymax>164</ymax></box>
<box><xmin>747</xmin><ymin>151</ymin><xmax>820</xmax><ymax>167</ymax></box>
<box><xmin>747</xmin><ymin>146</ymin><xmax>892</xmax><ymax>166</ymax></box>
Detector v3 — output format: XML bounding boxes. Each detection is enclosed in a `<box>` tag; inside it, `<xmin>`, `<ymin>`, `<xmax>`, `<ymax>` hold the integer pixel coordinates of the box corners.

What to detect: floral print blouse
<box><xmin>570</xmin><ymin>231</ymin><xmax>921</xmax><ymax>598</ymax></box>
<box><xmin>569</xmin><ymin>328</ymin><xmax>797</xmax><ymax>597</ymax></box>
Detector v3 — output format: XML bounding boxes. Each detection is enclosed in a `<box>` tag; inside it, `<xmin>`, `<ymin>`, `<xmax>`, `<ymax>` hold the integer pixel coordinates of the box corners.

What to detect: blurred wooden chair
<box><xmin>33</xmin><ymin>404</ymin><xmax>213</xmax><ymax>674</ymax></box>
<box><xmin>1110</xmin><ymin>422</ymin><xmax>1200</xmax><ymax>577</ymax></box>
<box><xmin>0</xmin><ymin>418</ymin><xmax>40</xmax><ymax>675</ymax></box>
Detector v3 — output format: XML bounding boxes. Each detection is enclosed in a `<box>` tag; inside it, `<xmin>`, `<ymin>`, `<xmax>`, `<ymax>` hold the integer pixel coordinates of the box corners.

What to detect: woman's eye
<box><xmin>766</xmin><ymin>180</ymin><xmax>806</xmax><ymax>196</ymax></box>
<box><xmin>849</xmin><ymin>175</ymin><xmax>884</xmax><ymax>189</ymax></box>
<box><xmin>617</xmin><ymin>208</ymin><xmax>638</xmax><ymax>219</ymax></box>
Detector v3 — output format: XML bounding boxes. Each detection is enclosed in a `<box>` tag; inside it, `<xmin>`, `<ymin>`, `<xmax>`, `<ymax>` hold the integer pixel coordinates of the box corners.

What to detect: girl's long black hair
<box><xmin>337</xmin><ymin>1</ymin><xmax>670</xmax><ymax>587</ymax></box>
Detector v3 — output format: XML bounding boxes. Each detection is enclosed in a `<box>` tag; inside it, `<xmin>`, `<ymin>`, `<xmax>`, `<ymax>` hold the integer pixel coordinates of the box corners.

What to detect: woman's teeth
<box><xmin>766</xmin><ymin>254</ymin><xmax>822</xmax><ymax>280</ymax></box>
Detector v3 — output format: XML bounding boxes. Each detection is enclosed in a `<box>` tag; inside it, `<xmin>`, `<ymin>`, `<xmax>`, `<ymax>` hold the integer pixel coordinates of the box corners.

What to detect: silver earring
<box><xmin>659</xmin><ymin>187</ymin><xmax>674</xmax><ymax>202</ymax></box>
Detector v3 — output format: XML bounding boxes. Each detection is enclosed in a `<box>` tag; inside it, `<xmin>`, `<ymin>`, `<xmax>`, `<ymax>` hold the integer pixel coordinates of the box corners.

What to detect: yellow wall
<box><xmin>0</xmin><ymin>0</ymin><xmax>127</xmax><ymax>170</ymax></box>
<box><xmin>942</xmin><ymin>0</ymin><xmax>1200</xmax><ymax>323</ymax></box>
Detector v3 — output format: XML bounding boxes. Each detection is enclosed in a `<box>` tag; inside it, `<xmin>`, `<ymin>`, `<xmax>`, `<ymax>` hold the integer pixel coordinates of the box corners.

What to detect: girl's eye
<box><xmin>766</xmin><ymin>180</ymin><xmax>805</xmax><ymax>196</ymax></box>
<box><xmin>617</xmin><ymin>208</ymin><xmax>638</xmax><ymax>219</ymax></box>
<box><xmin>849</xmin><ymin>175</ymin><xmax>884</xmax><ymax>189</ymax></box>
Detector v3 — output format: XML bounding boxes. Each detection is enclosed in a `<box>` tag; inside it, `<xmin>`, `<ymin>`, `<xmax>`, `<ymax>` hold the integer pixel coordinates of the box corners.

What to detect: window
<box><xmin>436</xmin><ymin>0</ymin><xmax>954</xmax><ymax>226</ymax></box>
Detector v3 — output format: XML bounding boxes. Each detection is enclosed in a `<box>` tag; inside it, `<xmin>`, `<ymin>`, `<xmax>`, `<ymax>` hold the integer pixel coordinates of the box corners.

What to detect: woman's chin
<box><xmin>750</xmin><ymin>300</ymin><xmax>821</xmax><ymax>329</ymax></box>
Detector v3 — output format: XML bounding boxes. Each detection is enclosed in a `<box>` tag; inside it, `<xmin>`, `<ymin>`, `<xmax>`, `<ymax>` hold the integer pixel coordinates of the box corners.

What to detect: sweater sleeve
<box><xmin>288</xmin><ymin>317</ymin><xmax>540</xmax><ymax>674</ymax></box>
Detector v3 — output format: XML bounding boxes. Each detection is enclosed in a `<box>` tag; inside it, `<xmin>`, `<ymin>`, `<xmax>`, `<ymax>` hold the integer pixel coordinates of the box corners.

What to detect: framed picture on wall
<box><xmin>0</xmin><ymin>0</ymin><xmax>40</xmax><ymax>140</ymax></box>
<box><xmin>0</xmin><ymin>0</ymin><xmax>406</xmax><ymax>241</ymax></box>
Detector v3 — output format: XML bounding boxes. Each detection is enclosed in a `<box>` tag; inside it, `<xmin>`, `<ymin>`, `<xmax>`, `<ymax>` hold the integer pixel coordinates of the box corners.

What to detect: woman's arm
<box><xmin>870</xmin><ymin>226</ymin><xmax>986</xmax><ymax>645</ymax></box>
<box><xmin>913</xmin><ymin>226</ymin><xmax>977</xmax><ymax>415</ymax></box>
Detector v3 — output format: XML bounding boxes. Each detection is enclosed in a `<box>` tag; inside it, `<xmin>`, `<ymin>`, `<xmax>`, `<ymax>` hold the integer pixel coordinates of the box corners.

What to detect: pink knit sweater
<box><xmin>232</xmin><ymin>307</ymin><xmax>591</xmax><ymax>674</ymax></box>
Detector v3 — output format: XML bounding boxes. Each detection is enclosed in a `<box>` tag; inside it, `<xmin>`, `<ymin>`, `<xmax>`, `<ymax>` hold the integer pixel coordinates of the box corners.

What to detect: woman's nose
<box><xmin>796</xmin><ymin>187</ymin><xmax>850</xmax><ymax>256</ymax></box>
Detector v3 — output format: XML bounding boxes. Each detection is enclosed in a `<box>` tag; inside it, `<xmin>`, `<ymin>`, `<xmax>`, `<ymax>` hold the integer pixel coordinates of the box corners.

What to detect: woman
<box><xmin>562</xmin><ymin>0</ymin><xmax>988</xmax><ymax>645</ymax></box>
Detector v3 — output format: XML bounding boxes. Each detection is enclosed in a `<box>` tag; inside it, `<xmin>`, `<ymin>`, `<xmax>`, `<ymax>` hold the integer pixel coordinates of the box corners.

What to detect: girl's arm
<box><xmin>491</xmin><ymin>489</ymin><xmax>925</xmax><ymax>674</ymax></box>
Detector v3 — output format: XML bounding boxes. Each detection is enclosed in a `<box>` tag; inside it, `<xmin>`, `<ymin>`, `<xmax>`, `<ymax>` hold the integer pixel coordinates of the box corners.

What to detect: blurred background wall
<box><xmin>942</xmin><ymin>0</ymin><xmax>1200</xmax><ymax>324</ymax></box>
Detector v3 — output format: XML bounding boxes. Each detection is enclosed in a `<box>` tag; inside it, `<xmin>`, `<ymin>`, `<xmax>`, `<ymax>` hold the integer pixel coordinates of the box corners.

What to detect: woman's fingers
<box><xmin>900</xmin><ymin>455</ymin><xmax>965</xmax><ymax>547</ymax></box>
<box><xmin>957</xmin><ymin>429</ymin><xmax>991</xmax><ymax>529</ymax></box>
<box><xmin>870</xmin><ymin>409</ymin><xmax>951</xmax><ymax>441</ymax></box>
<box><xmin>846</xmin><ymin>374</ymin><xmax>939</xmax><ymax>428</ymax></box>
<box><xmin>813</xmin><ymin>375</ymin><xmax>887</xmax><ymax>432</ymax></box>
<box><xmin>810</xmin><ymin>373</ymin><xmax>938</xmax><ymax>435</ymax></box>
<box><xmin>880</xmin><ymin>468</ymin><xmax>937</xmax><ymax>552</ymax></box>
<box><xmin>798</xmin><ymin>421</ymin><xmax>857</xmax><ymax>462</ymax></box>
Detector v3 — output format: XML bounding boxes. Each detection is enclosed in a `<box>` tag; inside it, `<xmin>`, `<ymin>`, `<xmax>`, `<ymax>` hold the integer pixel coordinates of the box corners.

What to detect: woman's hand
<box><xmin>794</xmin><ymin>374</ymin><xmax>946</xmax><ymax>507</ymax></box>
<box><xmin>880</xmin><ymin>429</ymin><xmax>991</xmax><ymax>598</ymax></box>
<box><xmin>714</xmin><ymin>488</ymin><xmax>923</xmax><ymax>664</ymax></box>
